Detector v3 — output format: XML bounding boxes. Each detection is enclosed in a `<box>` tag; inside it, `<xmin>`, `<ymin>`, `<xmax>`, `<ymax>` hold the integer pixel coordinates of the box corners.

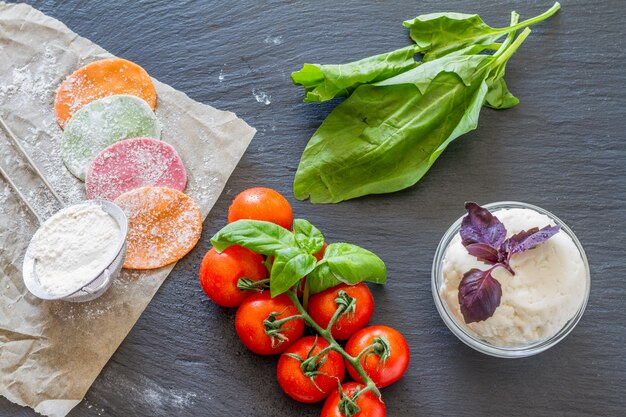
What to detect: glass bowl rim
<box><xmin>431</xmin><ymin>201</ymin><xmax>591</xmax><ymax>358</ymax></box>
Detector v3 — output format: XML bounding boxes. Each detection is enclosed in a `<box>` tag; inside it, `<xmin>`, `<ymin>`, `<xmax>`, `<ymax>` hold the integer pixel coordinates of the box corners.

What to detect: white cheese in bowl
<box><xmin>31</xmin><ymin>203</ymin><xmax>122</xmax><ymax>295</ymax></box>
<box><xmin>440</xmin><ymin>208</ymin><xmax>587</xmax><ymax>347</ymax></box>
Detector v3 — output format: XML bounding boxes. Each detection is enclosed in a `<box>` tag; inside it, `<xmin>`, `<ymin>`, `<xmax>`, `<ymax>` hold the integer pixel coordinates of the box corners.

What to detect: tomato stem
<box><xmin>263</xmin><ymin>310</ymin><xmax>304</xmax><ymax>348</ymax></box>
<box><xmin>326</xmin><ymin>290</ymin><xmax>356</xmax><ymax>333</ymax></box>
<box><xmin>269</xmin><ymin>314</ymin><xmax>304</xmax><ymax>327</ymax></box>
<box><xmin>237</xmin><ymin>277</ymin><xmax>270</xmax><ymax>292</ymax></box>
<box><xmin>303</xmin><ymin>278</ymin><xmax>311</xmax><ymax>311</ymax></box>
<box><xmin>286</xmin><ymin>289</ymin><xmax>381</xmax><ymax>399</ymax></box>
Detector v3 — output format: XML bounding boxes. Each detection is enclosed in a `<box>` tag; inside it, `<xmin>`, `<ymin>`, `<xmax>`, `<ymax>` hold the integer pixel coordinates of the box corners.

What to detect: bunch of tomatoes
<box><xmin>199</xmin><ymin>187</ymin><xmax>410</xmax><ymax>417</ymax></box>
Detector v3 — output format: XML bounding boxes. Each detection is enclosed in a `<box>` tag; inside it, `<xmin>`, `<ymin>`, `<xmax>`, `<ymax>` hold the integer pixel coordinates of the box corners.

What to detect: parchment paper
<box><xmin>0</xmin><ymin>3</ymin><xmax>256</xmax><ymax>416</ymax></box>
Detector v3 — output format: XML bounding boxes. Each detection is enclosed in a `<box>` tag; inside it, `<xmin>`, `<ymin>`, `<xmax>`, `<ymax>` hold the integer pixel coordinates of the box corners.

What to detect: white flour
<box><xmin>32</xmin><ymin>203</ymin><xmax>122</xmax><ymax>295</ymax></box>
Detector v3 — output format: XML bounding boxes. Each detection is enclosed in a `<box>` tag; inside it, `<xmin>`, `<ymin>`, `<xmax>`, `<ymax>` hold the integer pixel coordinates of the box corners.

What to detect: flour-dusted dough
<box><xmin>85</xmin><ymin>137</ymin><xmax>187</xmax><ymax>201</ymax></box>
<box><xmin>114</xmin><ymin>186</ymin><xmax>202</xmax><ymax>270</ymax></box>
<box><xmin>54</xmin><ymin>57</ymin><xmax>157</xmax><ymax>128</ymax></box>
<box><xmin>61</xmin><ymin>95</ymin><xmax>161</xmax><ymax>180</ymax></box>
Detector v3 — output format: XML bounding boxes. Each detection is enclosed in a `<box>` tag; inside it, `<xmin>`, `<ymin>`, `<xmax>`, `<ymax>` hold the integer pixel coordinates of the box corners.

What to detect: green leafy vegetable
<box><xmin>293</xmin><ymin>32</ymin><xmax>531</xmax><ymax>203</ymax></box>
<box><xmin>293</xmin><ymin>218</ymin><xmax>325</xmax><ymax>254</ymax></box>
<box><xmin>291</xmin><ymin>44</ymin><xmax>421</xmax><ymax>103</ymax></box>
<box><xmin>484</xmin><ymin>76</ymin><xmax>518</xmax><ymax>109</ymax></box>
<box><xmin>270</xmin><ymin>248</ymin><xmax>317</xmax><ymax>297</ymax></box>
<box><xmin>403</xmin><ymin>2</ymin><xmax>560</xmax><ymax>61</ymax></box>
<box><xmin>292</xmin><ymin>3</ymin><xmax>560</xmax><ymax>203</ymax></box>
<box><xmin>210</xmin><ymin>220</ymin><xmax>295</xmax><ymax>255</ymax></box>
<box><xmin>308</xmin><ymin>243</ymin><xmax>386</xmax><ymax>294</ymax></box>
<box><xmin>210</xmin><ymin>219</ymin><xmax>386</xmax><ymax>297</ymax></box>
<box><xmin>483</xmin><ymin>12</ymin><xmax>520</xmax><ymax>109</ymax></box>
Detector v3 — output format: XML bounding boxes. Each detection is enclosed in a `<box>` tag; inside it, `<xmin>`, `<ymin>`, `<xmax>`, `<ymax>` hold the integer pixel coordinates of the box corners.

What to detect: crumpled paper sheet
<box><xmin>0</xmin><ymin>3</ymin><xmax>256</xmax><ymax>416</ymax></box>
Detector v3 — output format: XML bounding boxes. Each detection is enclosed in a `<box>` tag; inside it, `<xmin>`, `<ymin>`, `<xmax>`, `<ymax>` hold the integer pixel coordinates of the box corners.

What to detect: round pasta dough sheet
<box><xmin>86</xmin><ymin>137</ymin><xmax>187</xmax><ymax>201</ymax></box>
<box><xmin>55</xmin><ymin>57</ymin><xmax>157</xmax><ymax>128</ymax></box>
<box><xmin>114</xmin><ymin>186</ymin><xmax>202</xmax><ymax>270</ymax></box>
<box><xmin>61</xmin><ymin>95</ymin><xmax>161</xmax><ymax>181</ymax></box>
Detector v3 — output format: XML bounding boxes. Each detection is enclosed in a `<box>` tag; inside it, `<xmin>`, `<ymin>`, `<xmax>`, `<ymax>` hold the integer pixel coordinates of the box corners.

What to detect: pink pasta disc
<box><xmin>85</xmin><ymin>137</ymin><xmax>187</xmax><ymax>201</ymax></box>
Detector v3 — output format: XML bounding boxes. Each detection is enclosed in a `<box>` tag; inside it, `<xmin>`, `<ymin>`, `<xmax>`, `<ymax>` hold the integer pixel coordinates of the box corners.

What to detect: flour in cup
<box><xmin>32</xmin><ymin>203</ymin><xmax>122</xmax><ymax>295</ymax></box>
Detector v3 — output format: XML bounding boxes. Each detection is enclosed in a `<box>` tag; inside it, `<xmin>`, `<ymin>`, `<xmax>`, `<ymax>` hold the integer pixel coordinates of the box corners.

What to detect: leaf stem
<box><xmin>494</xmin><ymin>2</ymin><xmax>560</xmax><ymax>34</ymax></box>
<box><xmin>493</xmin><ymin>11</ymin><xmax>520</xmax><ymax>59</ymax></box>
<box><xmin>286</xmin><ymin>290</ymin><xmax>381</xmax><ymax>398</ymax></box>
<box><xmin>493</xmin><ymin>28</ymin><xmax>532</xmax><ymax>68</ymax></box>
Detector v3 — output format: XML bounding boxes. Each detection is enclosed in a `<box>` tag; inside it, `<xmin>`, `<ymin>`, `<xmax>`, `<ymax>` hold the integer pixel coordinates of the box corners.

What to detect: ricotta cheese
<box><xmin>441</xmin><ymin>208</ymin><xmax>586</xmax><ymax>347</ymax></box>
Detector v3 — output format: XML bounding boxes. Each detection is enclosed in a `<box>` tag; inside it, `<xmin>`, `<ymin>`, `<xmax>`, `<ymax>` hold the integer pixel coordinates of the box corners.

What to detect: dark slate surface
<box><xmin>2</xmin><ymin>0</ymin><xmax>625</xmax><ymax>416</ymax></box>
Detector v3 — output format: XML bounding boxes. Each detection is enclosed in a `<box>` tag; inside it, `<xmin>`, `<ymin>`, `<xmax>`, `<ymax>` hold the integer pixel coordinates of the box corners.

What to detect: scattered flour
<box><xmin>31</xmin><ymin>203</ymin><xmax>122</xmax><ymax>295</ymax></box>
<box><xmin>252</xmin><ymin>88</ymin><xmax>271</xmax><ymax>105</ymax></box>
<box><xmin>100</xmin><ymin>372</ymin><xmax>197</xmax><ymax>413</ymax></box>
<box><xmin>263</xmin><ymin>35</ymin><xmax>283</xmax><ymax>45</ymax></box>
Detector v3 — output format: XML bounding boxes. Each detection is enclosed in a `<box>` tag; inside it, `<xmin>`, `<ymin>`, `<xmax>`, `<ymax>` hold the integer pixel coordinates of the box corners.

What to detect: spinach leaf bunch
<box><xmin>292</xmin><ymin>3</ymin><xmax>560</xmax><ymax>203</ymax></box>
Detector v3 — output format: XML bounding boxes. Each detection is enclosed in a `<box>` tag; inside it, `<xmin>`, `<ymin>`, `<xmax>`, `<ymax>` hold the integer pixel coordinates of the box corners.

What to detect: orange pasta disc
<box><xmin>114</xmin><ymin>187</ymin><xmax>202</xmax><ymax>270</ymax></box>
<box><xmin>55</xmin><ymin>58</ymin><xmax>157</xmax><ymax>128</ymax></box>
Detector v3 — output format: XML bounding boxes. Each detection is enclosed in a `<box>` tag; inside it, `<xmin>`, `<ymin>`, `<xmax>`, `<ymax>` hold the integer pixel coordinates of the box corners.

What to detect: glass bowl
<box><xmin>431</xmin><ymin>201</ymin><xmax>590</xmax><ymax>358</ymax></box>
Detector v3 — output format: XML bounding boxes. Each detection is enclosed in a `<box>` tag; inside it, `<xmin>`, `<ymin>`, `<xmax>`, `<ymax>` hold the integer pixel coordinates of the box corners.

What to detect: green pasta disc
<box><xmin>61</xmin><ymin>94</ymin><xmax>161</xmax><ymax>180</ymax></box>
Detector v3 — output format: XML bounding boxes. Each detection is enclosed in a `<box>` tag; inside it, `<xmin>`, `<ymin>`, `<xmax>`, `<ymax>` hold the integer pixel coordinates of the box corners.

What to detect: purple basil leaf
<box><xmin>465</xmin><ymin>243</ymin><xmax>500</xmax><ymax>264</ymax></box>
<box><xmin>460</xmin><ymin>202</ymin><xmax>506</xmax><ymax>249</ymax></box>
<box><xmin>504</xmin><ymin>224</ymin><xmax>561</xmax><ymax>256</ymax></box>
<box><xmin>458</xmin><ymin>268</ymin><xmax>502</xmax><ymax>323</ymax></box>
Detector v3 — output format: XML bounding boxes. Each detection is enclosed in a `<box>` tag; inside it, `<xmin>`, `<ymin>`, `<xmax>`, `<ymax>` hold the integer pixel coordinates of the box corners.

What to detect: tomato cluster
<box><xmin>198</xmin><ymin>187</ymin><xmax>409</xmax><ymax>417</ymax></box>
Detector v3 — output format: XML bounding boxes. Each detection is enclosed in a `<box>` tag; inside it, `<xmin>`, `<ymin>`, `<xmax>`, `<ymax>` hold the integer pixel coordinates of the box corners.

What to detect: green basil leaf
<box><xmin>308</xmin><ymin>243</ymin><xmax>386</xmax><ymax>294</ymax></box>
<box><xmin>307</xmin><ymin>263</ymin><xmax>337</xmax><ymax>295</ymax></box>
<box><xmin>270</xmin><ymin>248</ymin><xmax>317</xmax><ymax>297</ymax></box>
<box><xmin>403</xmin><ymin>3</ymin><xmax>560</xmax><ymax>61</ymax></box>
<box><xmin>293</xmin><ymin>218</ymin><xmax>325</xmax><ymax>254</ymax></box>
<box><xmin>291</xmin><ymin>45</ymin><xmax>420</xmax><ymax>103</ymax></box>
<box><xmin>211</xmin><ymin>220</ymin><xmax>296</xmax><ymax>255</ymax></box>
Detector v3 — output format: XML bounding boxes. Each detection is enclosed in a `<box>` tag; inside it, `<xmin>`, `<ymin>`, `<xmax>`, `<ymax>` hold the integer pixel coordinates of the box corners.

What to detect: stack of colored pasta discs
<box><xmin>55</xmin><ymin>58</ymin><xmax>202</xmax><ymax>270</ymax></box>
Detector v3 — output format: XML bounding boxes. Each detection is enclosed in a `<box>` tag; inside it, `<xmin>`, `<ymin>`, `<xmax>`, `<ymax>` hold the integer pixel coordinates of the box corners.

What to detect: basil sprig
<box><xmin>308</xmin><ymin>243</ymin><xmax>386</xmax><ymax>294</ymax></box>
<box><xmin>293</xmin><ymin>219</ymin><xmax>324</xmax><ymax>254</ymax></box>
<box><xmin>211</xmin><ymin>220</ymin><xmax>296</xmax><ymax>255</ymax></box>
<box><xmin>211</xmin><ymin>219</ymin><xmax>386</xmax><ymax>297</ymax></box>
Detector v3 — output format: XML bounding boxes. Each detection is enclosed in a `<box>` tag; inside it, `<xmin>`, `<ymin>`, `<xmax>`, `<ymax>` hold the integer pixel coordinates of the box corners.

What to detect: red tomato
<box><xmin>308</xmin><ymin>283</ymin><xmax>374</xmax><ymax>340</ymax></box>
<box><xmin>198</xmin><ymin>246</ymin><xmax>266</xmax><ymax>308</ymax></box>
<box><xmin>345</xmin><ymin>326</ymin><xmax>410</xmax><ymax>388</ymax></box>
<box><xmin>321</xmin><ymin>382</ymin><xmax>385</xmax><ymax>417</ymax></box>
<box><xmin>228</xmin><ymin>187</ymin><xmax>293</xmax><ymax>230</ymax></box>
<box><xmin>235</xmin><ymin>292</ymin><xmax>304</xmax><ymax>355</ymax></box>
<box><xmin>277</xmin><ymin>336</ymin><xmax>345</xmax><ymax>403</ymax></box>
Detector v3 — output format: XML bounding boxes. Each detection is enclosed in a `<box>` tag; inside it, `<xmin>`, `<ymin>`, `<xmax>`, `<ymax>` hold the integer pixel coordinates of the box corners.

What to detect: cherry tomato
<box><xmin>345</xmin><ymin>326</ymin><xmax>409</xmax><ymax>388</ymax></box>
<box><xmin>235</xmin><ymin>291</ymin><xmax>304</xmax><ymax>355</ymax></box>
<box><xmin>199</xmin><ymin>246</ymin><xmax>267</xmax><ymax>308</ymax></box>
<box><xmin>228</xmin><ymin>187</ymin><xmax>293</xmax><ymax>230</ymax></box>
<box><xmin>308</xmin><ymin>283</ymin><xmax>374</xmax><ymax>340</ymax></box>
<box><xmin>320</xmin><ymin>382</ymin><xmax>385</xmax><ymax>417</ymax></box>
<box><xmin>277</xmin><ymin>336</ymin><xmax>345</xmax><ymax>403</ymax></box>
